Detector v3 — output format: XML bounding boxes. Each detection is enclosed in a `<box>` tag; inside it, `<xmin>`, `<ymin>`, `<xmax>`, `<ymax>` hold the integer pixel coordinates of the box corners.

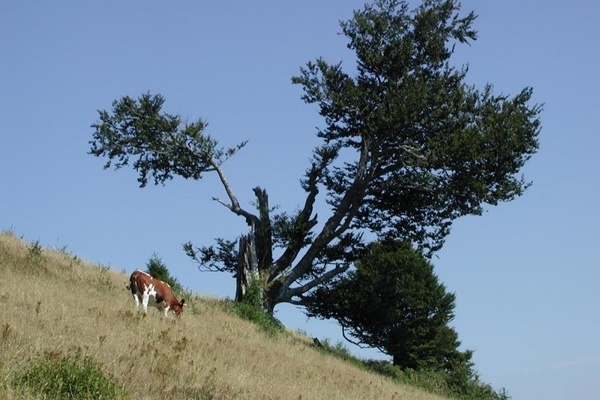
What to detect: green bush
<box><xmin>232</xmin><ymin>302</ymin><xmax>283</xmax><ymax>337</ymax></box>
<box><xmin>14</xmin><ymin>351</ymin><xmax>125</xmax><ymax>399</ymax></box>
<box><xmin>145</xmin><ymin>254</ymin><xmax>183</xmax><ymax>295</ymax></box>
<box><xmin>362</xmin><ymin>359</ymin><xmax>510</xmax><ymax>400</ymax></box>
<box><xmin>231</xmin><ymin>279</ymin><xmax>283</xmax><ymax>337</ymax></box>
<box><xmin>27</xmin><ymin>240</ymin><xmax>44</xmax><ymax>263</ymax></box>
<box><xmin>312</xmin><ymin>337</ymin><xmax>357</xmax><ymax>364</ymax></box>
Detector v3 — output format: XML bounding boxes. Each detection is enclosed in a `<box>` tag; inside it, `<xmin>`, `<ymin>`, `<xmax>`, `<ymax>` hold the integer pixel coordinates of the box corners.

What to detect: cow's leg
<box><xmin>142</xmin><ymin>290</ymin><xmax>150</xmax><ymax>315</ymax></box>
<box><xmin>132</xmin><ymin>293</ymin><xmax>141</xmax><ymax>311</ymax></box>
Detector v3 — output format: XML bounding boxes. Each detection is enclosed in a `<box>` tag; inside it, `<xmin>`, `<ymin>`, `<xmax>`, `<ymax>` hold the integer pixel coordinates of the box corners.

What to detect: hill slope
<box><xmin>0</xmin><ymin>232</ymin><xmax>448</xmax><ymax>400</ymax></box>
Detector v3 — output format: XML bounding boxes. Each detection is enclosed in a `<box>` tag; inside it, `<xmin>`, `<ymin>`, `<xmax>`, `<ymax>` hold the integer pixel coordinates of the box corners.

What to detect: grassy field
<box><xmin>0</xmin><ymin>231</ymin><xmax>449</xmax><ymax>400</ymax></box>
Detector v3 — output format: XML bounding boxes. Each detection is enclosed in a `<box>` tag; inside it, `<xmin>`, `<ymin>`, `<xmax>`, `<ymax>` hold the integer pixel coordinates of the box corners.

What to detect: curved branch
<box><xmin>272</xmin><ymin>162</ymin><xmax>321</xmax><ymax>278</ymax></box>
<box><xmin>282</xmin><ymin>135</ymin><xmax>372</xmax><ymax>289</ymax></box>
<box><xmin>280</xmin><ymin>263</ymin><xmax>350</xmax><ymax>303</ymax></box>
<box><xmin>340</xmin><ymin>324</ymin><xmax>368</xmax><ymax>349</ymax></box>
<box><xmin>209</xmin><ymin>158</ymin><xmax>259</xmax><ymax>226</ymax></box>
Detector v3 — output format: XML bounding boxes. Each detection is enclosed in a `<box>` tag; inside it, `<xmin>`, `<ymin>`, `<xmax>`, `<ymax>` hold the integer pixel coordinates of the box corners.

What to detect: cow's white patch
<box><xmin>141</xmin><ymin>283</ymin><xmax>160</xmax><ymax>313</ymax></box>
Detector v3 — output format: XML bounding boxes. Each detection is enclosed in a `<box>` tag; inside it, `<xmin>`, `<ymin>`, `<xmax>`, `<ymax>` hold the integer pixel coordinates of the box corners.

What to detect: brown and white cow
<box><xmin>128</xmin><ymin>270</ymin><xmax>185</xmax><ymax>318</ymax></box>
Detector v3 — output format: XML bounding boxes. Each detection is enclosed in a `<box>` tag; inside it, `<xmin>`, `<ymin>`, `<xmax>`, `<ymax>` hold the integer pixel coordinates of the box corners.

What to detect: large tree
<box><xmin>89</xmin><ymin>0</ymin><xmax>541</xmax><ymax>313</ymax></box>
<box><xmin>304</xmin><ymin>240</ymin><xmax>469</xmax><ymax>371</ymax></box>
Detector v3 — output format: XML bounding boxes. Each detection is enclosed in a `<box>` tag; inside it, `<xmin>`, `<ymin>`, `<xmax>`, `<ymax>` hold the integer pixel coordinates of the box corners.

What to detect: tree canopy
<box><xmin>89</xmin><ymin>0</ymin><xmax>541</xmax><ymax>313</ymax></box>
<box><xmin>304</xmin><ymin>240</ymin><xmax>467</xmax><ymax>371</ymax></box>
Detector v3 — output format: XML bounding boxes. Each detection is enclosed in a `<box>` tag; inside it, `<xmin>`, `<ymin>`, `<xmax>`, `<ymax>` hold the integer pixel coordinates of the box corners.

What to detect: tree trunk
<box><xmin>235</xmin><ymin>229</ymin><xmax>261</xmax><ymax>304</ymax></box>
<box><xmin>235</xmin><ymin>228</ymin><xmax>282</xmax><ymax>313</ymax></box>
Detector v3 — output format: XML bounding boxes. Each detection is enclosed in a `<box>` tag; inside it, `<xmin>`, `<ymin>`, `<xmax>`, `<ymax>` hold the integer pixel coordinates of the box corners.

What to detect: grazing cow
<box><xmin>128</xmin><ymin>270</ymin><xmax>185</xmax><ymax>318</ymax></box>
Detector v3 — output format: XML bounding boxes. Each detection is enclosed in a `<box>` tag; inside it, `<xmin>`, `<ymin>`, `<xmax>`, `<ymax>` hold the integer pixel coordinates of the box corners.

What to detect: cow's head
<box><xmin>171</xmin><ymin>299</ymin><xmax>186</xmax><ymax>316</ymax></box>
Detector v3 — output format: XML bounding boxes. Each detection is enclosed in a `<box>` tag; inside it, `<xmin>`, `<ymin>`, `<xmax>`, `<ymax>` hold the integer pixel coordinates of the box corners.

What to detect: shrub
<box><xmin>27</xmin><ymin>240</ymin><xmax>44</xmax><ymax>263</ymax></box>
<box><xmin>362</xmin><ymin>359</ymin><xmax>510</xmax><ymax>400</ymax></box>
<box><xmin>13</xmin><ymin>350</ymin><xmax>125</xmax><ymax>399</ymax></box>
<box><xmin>231</xmin><ymin>279</ymin><xmax>283</xmax><ymax>337</ymax></box>
<box><xmin>146</xmin><ymin>254</ymin><xmax>183</xmax><ymax>294</ymax></box>
<box><xmin>312</xmin><ymin>337</ymin><xmax>357</xmax><ymax>363</ymax></box>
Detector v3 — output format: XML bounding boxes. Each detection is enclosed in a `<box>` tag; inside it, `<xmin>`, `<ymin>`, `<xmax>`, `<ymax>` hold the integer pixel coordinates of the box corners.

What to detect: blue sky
<box><xmin>2</xmin><ymin>1</ymin><xmax>598</xmax><ymax>399</ymax></box>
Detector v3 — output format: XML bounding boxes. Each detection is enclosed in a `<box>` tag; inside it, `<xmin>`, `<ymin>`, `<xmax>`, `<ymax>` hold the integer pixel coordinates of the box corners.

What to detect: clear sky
<box><xmin>2</xmin><ymin>1</ymin><xmax>598</xmax><ymax>399</ymax></box>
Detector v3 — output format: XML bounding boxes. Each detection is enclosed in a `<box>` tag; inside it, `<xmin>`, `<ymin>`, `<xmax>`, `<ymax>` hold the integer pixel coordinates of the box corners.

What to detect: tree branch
<box><xmin>209</xmin><ymin>158</ymin><xmax>259</xmax><ymax>227</ymax></box>
<box><xmin>282</xmin><ymin>136</ymin><xmax>372</xmax><ymax>289</ymax></box>
<box><xmin>271</xmin><ymin>163</ymin><xmax>321</xmax><ymax>279</ymax></box>
<box><xmin>281</xmin><ymin>263</ymin><xmax>350</xmax><ymax>303</ymax></box>
<box><xmin>340</xmin><ymin>324</ymin><xmax>368</xmax><ymax>349</ymax></box>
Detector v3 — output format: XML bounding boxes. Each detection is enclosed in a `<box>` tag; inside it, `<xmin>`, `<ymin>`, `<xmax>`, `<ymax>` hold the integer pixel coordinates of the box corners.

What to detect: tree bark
<box><xmin>235</xmin><ymin>230</ymin><xmax>260</xmax><ymax>303</ymax></box>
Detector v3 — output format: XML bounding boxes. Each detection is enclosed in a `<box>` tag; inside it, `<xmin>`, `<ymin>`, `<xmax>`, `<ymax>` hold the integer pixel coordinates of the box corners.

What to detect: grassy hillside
<box><xmin>0</xmin><ymin>231</ymin><xmax>448</xmax><ymax>400</ymax></box>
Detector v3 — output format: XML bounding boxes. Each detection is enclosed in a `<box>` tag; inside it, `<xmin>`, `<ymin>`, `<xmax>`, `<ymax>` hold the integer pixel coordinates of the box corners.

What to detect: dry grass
<box><xmin>0</xmin><ymin>231</ymin><xmax>448</xmax><ymax>400</ymax></box>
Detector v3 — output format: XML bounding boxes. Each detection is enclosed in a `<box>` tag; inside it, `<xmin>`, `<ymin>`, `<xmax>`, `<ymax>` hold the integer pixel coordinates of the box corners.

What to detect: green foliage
<box><xmin>231</xmin><ymin>302</ymin><xmax>283</xmax><ymax>337</ymax></box>
<box><xmin>146</xmin><ymin>254</ymin><xmax>183</xmax><ymax>294</ymax></box>
<box><xmin>90</xmin><ymin>0</ymin><xmax>541</xmax><ymax>317</ymax></box>
<box><xmin>363</xmin><ymin>360</ymin><xmax>509</xmax><ymax>400</ymax></box>
<box><xmin>230</xmin><ymin>280</ymin><xmax>283</xmax><ymax>337</ymax></box>
<box><xmin>312</xmin><ymin>338</ymin><xmax>358</xmax><ymax>365</ymax></box>
<box><xmin>243</xmin><ymin>277</ymin><xmax>264</xmax><ymax>309</ymax></box>
<box><xmin>305</xmin><ymin>239</ymin><xmax>513</xmax><ymax>398</ymax></box>
<box><xmin>13</xmin><ymin>351</ymin><xmax>125</xmax><ymax>399</ymax></box>
<box><xmin>306</xmin><ymin>240</ymin><xmax>467</xmax><ymax>371</ymax></box>
<box><xmin>184</xmin><ymin>238</ymin><xmax>238</xmax><ymax>274</ymax></box>
<box><xmin>292</xmin><ymin>0</ymin><xmax>541</xmax><ymax>253</ymax></box>
<box><xmin>89</xmin><ymin>92</ymin><xmax>247</xmax><ymax>188</ymax></box>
